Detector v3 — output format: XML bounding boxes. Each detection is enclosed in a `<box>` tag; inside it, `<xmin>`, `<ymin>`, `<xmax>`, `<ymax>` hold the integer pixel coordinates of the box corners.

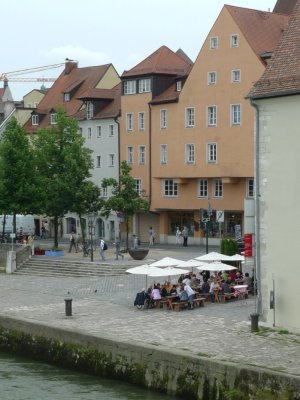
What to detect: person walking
<box><xmin>148</xmin><ymin>227</ymin><xmax>155</xmax><ymax>246</ymax></box>
<box><xmin>99</xmin><ymin>238</ymin><xmax>106</xmax><ymax>261</ymax></box>
<box><xmin>27</xmin><ymin>235</ymin><xmax>35</xmax><ymax>256</ymax></box>
<box><xmin>68</xmin><ymin>232</ymin><xmax>76</xmax><ymax>253</ymax></box>
<box><xmin>182</xmin><ymin>226</ymin><xmax>188</xmax><ymax>247</ymax></box>
<box><xmin>175</xmin><ymin>227</ymin><xmax>181</xmax><ymax>245</ymax></box>
<box><xmin>114</xmin><ymin>236</ymin><xmax>124</xmax><ymax>260</ymax></box>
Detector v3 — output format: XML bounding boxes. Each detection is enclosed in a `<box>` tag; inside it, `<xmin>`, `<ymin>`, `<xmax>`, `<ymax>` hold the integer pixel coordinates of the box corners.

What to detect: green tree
<box><xmin>101</xmin><ymin>161</ymin><xmax>149</xmax><ymax>250</ymax></box>
<box><xmin>0</xmin><ymin>118</ymin><xmax>39</xmax><ymax>235</ymax></box>
<box><xmin>33</xmin><ymin>108</ymin><xmax>93</xmax><ymax>248</ymax></box>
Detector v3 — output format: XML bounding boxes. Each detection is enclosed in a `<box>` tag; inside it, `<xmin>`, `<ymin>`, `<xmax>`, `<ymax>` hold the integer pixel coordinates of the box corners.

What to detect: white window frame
<box><xmin>138</xmin><ymin>112</ymin><xmax>145</xmax><ymax>131</ymax></box>
<box><xmin>186</xmin><ymin>144</ymin><xmax>195</xmax><ymax>164</ymax></box>
<box><xmin>102</xmin><ymin>186</ymin><xmax>108</xmax><ymax>198</ymax></box>
<box><xmin>207</xmin><ymin>143</ymin><xmax>217</xmax><ymax>163</ymax></box>
<box><xmin>208</xmin><ymin>71</ymin><xmax>217</xmax><ymax>85</ymax></box>
<box><xmin>160</xmin><ymin>144</ymin><xmax>168</xmax><ymax>164</ymax></box>
<box><xmin>108</xmin><ymin>154</ymin><xmax>115</xmax><ymax>167</ymax></box>
<box><xmin>86</xmin><ymin>101</ymin><xmax>93</xmax><ymax>119</ymax></box>
<box><xmin>186</xmin><ymin>107</ymin><xmax>195</xmax><ymax>128</ymax></box>
<box><xmin>96</xmin><ymin>155</ymin><xmax>102</xmax><ymax>168</ymax></box>
<box><xmin>199</xmin><ymin>179</ymin><xmax>208</xmax><ymax>198</ymax></box>
<box><xmin>87</xmin><ymin>127</ymin><xmax>92</xmax><ymax>139</ymax></box>
<box><xmin>108</xmin><ymin>124</ymin><xmax>114</xmax><ymax>137</ymax></box>
<box><xmin>64</xmin><ymin>93</ymin><xmax>70</xmax><ymax>102</ymax></box>
<box><xmin>231</xmin><ymin>34</ymin><xmax>239</xmax><ymax>48</ymax></box>
<box><xmin>124</xmin><ymin>80</ymin><xmax>136</xmax><ymax>95</ymax></box>
<box><xmin>126</xmin><ymin>113</ymin><xmax>133</xmax><ymax>131</ymax></box>
<box><xmin>213</xmin><ymin>178</ymin><xmax>223</xmax><ymax>198</ymax></box>
<box><xmin>32</xmin><ymin>114</ymin><xmax>39</xmax><ymax>125</ymax></box>
<box><xmin>176</xmin><ymin>81</ymin><xmax>182</xmax><ymax>91</ymax></box>
<box><xmin>50</xmin><ymin>113</ymin><xmax>57</xmax><ymax>125</ymax></box>
<box><xmin>247</xmin><ymin>178</ymin><xmax>254</xmax><ymax>198</ymax></box>
<box><xmin>163</xmin><ymin>179</ymin><xmax>178</xmax><ymax>197</ymax></box>
<box><xmin>138</xmin><ymin>146</ymin><xmax>146</xmax><ymax>165</ymax></box>
<box><xmin>135</xmin><ymin>179</ymin><xmax>142</xmax><ymax>196</ymax></box>
<box><xmin>97</xmin><ymin>126</ymin><xmax>102</xmax><ymax>138</ymax></box>
<box><xmin>160</xmin><ymin>109</ymin><xmax>168</xmax><ymax>129</ymax></box>
<box><xmin>127</xmin><ymin>146</ymin><xmax>134</xmax><ymax>165</ymax></box>
<box><xmin>210</xmin><ymin>36</ymin><xmax>218</xmax><ymax>49</ymax></box>
<box><xmin>207</xmin><ymin>106</ymin><xmax>217</xmax><ymax>127</ymax></box>
<box><xmin>231</xmin><ymin>104</ymin><xmax>241</xmax><ymax>125</ymax></box>
<box><xmin>138</xmin><ymin>79</ymin><xmax>151</xmax><ymax>93</ymax></box>
<box><xmin>232</xmin><ymin>69</ymin><xmax>241</xmax><ymax>83</ymax></box>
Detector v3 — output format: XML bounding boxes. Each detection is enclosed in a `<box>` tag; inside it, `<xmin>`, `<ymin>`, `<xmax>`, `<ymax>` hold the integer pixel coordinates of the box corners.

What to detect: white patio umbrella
<box><xmin>148</xmin><ymin>266</ymin><xmax>189</xmax><ymax>277</ymax></box>
<box><xmin>126</xmin><ymin>265</ymin><xmax>165</xmax><ymax>288</ymax></box>
<box><xmin>194</xmin><ymin>252</ymin><xmax>233</xmax><ymax>262</ymax></box>
<box><xmin>149</xmin><ymin>257</ymin><xmax>183</xmax><ymax>268</ymax></box>
<box><xmin>175</xmin><ymin>259</ymin><xmax>209</xmax><ymax>272</ymax></box>
<box><xmin>196</xmin><ymin>261</ymin><xmax>237</xmax><ymax>271</ymax></box>
<box><xmin>228</xmin><ymin>254</ymin><xmax>245</xmax><ymax>261</ymax></box>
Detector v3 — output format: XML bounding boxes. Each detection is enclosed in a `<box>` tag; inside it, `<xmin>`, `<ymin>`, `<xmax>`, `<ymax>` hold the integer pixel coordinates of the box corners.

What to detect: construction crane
<box><xmin>0</xmin><ymin>62</ymin><xmax>66</xmax><ymax>83</ymax></box>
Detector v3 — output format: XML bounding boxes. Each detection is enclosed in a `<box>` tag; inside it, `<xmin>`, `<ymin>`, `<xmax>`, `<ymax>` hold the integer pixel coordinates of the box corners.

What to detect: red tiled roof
<box><xmin>77</xmin><ymin>88</ymin><xmax>115</xmax><ymax>101</ymax></box>
<box><xmin>121</xmin><ymin>45</ymin><xmax>192</xmax><ymax>78</ymax></box>
<box><xmin>273</xmin><ymin>0</ymin><xmax>297</xmax><ymax>15</ymax></box>
<box><xmin>226</xmin><ymin>5</ymin><xmax>290</xmax><ymax>57</ymax></box>
<box><xmin>248</xmin><ymin>0</ymin><xmax>300</xmax><ymax>99</ymax></box>
<box><xmin>150</xmin><ymin>81</ymin><xmax>182</xmax><ymax>105</ymax></box>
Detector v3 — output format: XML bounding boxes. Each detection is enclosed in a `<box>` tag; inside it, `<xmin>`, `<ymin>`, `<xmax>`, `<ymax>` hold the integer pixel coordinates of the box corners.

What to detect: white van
<box><xmin>0</xmin><ymin>215</ymin><xmax>35</xmax><ymax>236</ymax></box>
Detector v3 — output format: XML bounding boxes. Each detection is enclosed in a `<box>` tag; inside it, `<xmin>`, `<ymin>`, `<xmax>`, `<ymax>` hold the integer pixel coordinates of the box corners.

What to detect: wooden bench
<box><xmin>171</xmin><ymin>301</ymin><xmax>188</xmax><ymax>311</ymax></box>
<box><xmin>193</xmin><ymin>297</ymin><xmax>205</xmax><ymax>307</ymax></box>
<box><xmin>219</xmin><ymin>293</ymin><xmax>235</xmax><ymax>303</ymax></box>
<box><xmin>198</xmin><ymin>292</ymin><xmax>211</xmax><ymax>302</ymax></box>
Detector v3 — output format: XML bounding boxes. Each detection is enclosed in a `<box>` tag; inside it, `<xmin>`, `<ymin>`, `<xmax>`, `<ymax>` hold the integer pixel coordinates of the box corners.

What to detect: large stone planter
<box><xmin>34</xmin><ymin>249</ymin><xmax>46</xmax><ymax>256</ymax></box>
<box><xmin>128</xmin><ymin>248</ymin><xmax>149</xmax><ymax>260</ymax></box>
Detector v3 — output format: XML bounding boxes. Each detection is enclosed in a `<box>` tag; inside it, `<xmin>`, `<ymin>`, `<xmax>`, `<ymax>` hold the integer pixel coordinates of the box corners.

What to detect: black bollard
<box><xmin>64</xmin><ymin>298</ymin><xmax>73</xmax><ymax>316</ymax></box>
<box><xmin>250</xmin><ymin>313</ymin><xmax>259</xmax><ymax>332</ymax></box>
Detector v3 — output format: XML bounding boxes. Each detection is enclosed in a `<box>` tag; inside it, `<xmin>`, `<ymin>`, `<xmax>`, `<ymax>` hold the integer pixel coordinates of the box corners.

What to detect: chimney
<box><xmin>3</xmin><ymin>78</ymin><xmax>8</xmax><ymax>89</ymax></box>
<box><xmin>64</xmin><ymin>59</ymin><xmax>78</xmax><ymax>75</ymax></box>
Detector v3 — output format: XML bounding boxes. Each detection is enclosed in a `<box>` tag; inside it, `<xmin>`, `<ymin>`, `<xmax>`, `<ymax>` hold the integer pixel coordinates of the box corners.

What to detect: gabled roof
<box><xmin>226</xmin><ymin>5</ymin><xmax>290</xmax><ymax>58</ymax></box>
<box><xmin>77</xmin><ymin>88</ymin><xmax>115</xmax><ymax>101</ymax></box>
<box><xmin>121</xmin><ymin>45</ymin><xmax>192</xmax><ymax>78</ymax></box>
<box><xmin>248</xmin><ymin>0</ymin><xmax>300</xmax><ymax>99</ymax></box>
<box><xmin>273</xmin><ymin>0</ymin><xmax>297</xmax><ymax>15</ymax></box>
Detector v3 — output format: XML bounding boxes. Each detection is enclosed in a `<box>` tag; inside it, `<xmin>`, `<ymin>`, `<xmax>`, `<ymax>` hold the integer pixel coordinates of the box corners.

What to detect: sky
<box><xmin>2</xmin><ymin>0</ymin><xmax>277</xmax><ymax>100</ymax></box>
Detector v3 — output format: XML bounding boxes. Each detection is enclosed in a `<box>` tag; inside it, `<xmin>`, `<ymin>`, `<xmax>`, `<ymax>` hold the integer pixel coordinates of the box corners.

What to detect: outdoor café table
<box><xmin>232</xmin><ymin>285</ymin><xmax>248</xmax><ymax>299</ymax></box>
<box><xmin>164</xmin><ymin>295</ymin><xmax>179</xmax><ymax>310</ymax></box>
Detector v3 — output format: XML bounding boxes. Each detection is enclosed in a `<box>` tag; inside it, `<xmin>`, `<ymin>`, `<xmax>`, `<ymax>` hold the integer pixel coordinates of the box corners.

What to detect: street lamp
<box><xmin>200</xmin><ymin>203</ymin><xmax>212</xmax><ymax>254</ymax></box>
<box><xmin>87</xmin><ymin>214</ymin><xmax>96</xmax><ymax>262</ymax></box>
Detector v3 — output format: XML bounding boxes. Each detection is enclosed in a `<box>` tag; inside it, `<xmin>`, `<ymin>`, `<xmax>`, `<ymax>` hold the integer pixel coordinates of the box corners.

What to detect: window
<box><xmin>210</xmin><ymin>37</ymin><xmax>218</xmax><ymax>49</ymax></box>
<box><xmin>207</xmin><ymin>143</ymin><xmax>217</xmax><ymax>163</ymax></box>
<box><xmin>160</xmin><ymin>144</ymin><xmax>168</xmax><ymax>164</ymax></box>
<box><xmin>32</xmin><ymin>114</ymin><xmax>39</xmax><ymax>125</ymax></box>
<box><xmin>163</xmin><ymin>179</ymin><xmax>178</xmax><ymax>196</ymax></box>
<box><xmin>231</xmin><ymin>104</ymin><xmax>241</xmax><ymax>125</ymax></box>
<box><xmin>50</xmin><ymin>113</ymin><xmax>57</xmax><ymax>125</ymax></box>
<box><xmin>87</xmin><ymin>127</ymin><xmax>92</xmax><ymax>139</ymax></box>
<box><xmin>127</xmin><ymin>146</ymin><xmax>134</xmax><ymax>165</ymax></box>
<box><xmin>135</xmin><ymin>179</ymin><xmax>142</xmax><ymax>196</ymax></box>
<box><xmin>232</xmin><ymin>69</ymin><xmax>241</xmax><ymax>83</ymax></box>
<box><xmin>64</xmin><ymin>93</ymin><xmax>70</xmax><ymax>102</ymax></box>
<box><xmin>231</xmin><ymin>34</ymin><xmax>239</xmax><ymax>47</ymax></box>
<box><xmin>207</xmin><ymin>106</ymin><xmax>217</xmax><ymax>126</ymax></box>
<box><xmin>97</xmin><ymin>126</ymin><xmax>102</xmax><ymax>138</ymax></box>
<box><xmin>138</xmin><ymin>79</ymin><xmax>151</xmax><ymax>93</ymax></box>
<box><xmin>176</xmin><ymin>81</ymin><xmax>182</xmax><ymax>91</ymax></box>
<box><xmin>126</xmin><ymin>113</ymin><xmax>133</xmax><ymax>131</ymax></box>
<box><xmin>186</xmin><ymin>144</ymin><xmax>195</xmax><ymax>164</ymax></box>
<box><xmin>186</xmin><ymin>107</ymin><xmax>195</xmax><ymax>127</ymax></box>
<box><xmin>86</xmin><ymin>101</ymin><xmax>93</xmax><ymax>119</ymax></box>
<box><xmin>108</xmin><ymin>124</ymin><xmax>114</xmax><ymax>137</ymax></box>
<box><xmin>124</xmin><ymin>80</ymin><xmax>136</xmax><ymax>95</ymax></box>
<box><xmin>199</xmin><ymin>179</ymin><xmax>208</xmax><ymax>198</ymax></box>
<box><xmin>96</xmin><ymin>156</ymin><xmax>102</xmax><ymax>168</ymax></box>
<box><xmin>102</xmin><ymin>186</ymin><xmax>108</xmax><ymax>198</ymax></box>
<box><xmin>139</xmin><ymin>146</ymin><xmax>146</xmax><ymax>165</ymax></box>
<box><xmin>160</xmin><ymin>109</ymin><xmax>168</xmax><ymax>129</ymax></box>
<box><xmin>213</xmin><ymin>179</ymin><xmax>223</xmax><ymax>198</ymax></box>
<box><xmin>79</xmin><ymin>127</ymin><xmax>83</xmax><ymax>136</ymax></box>
<box><xmin>247</xmin><ymin>178</ymin><xmax>254</xmax><ymax>198</ymax></box>
<box><xmin>108</xmin><ymin>154</ymin><xmax>115</xmax><ymax>167</ymax></box>
<box><xmin>138</xmin><ymin>112</ymin><xmax>145</xmax><ymax>131</ymax></box>
<box><xmin>208</xmin><ymin>71</ymin><xmax>216</xmax><ymax>85</ymax></box>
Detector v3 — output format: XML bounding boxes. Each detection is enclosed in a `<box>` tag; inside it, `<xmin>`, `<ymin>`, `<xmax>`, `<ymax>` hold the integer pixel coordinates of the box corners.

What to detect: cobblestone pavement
<box><xmin>0</xmin><ymin>243</ymin><xmax>299</xmax><ymax>378</ymax></box>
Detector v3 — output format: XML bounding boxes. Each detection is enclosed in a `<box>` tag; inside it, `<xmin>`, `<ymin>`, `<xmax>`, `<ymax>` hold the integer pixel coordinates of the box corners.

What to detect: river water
<box><xmin>0</xmin><ymin>352</ymin><xmax>177</xmax><ymax>400</ymax></box>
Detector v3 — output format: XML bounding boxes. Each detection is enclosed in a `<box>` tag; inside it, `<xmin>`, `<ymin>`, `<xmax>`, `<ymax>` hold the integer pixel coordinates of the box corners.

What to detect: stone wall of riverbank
<box><xmin>0</xmin><ymin>316</ymin><xmax>298</xmax><ymax>400</ymax></box>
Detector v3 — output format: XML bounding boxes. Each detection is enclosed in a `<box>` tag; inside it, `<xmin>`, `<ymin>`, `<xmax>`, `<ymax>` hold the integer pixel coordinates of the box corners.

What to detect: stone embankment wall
<box><xmin>0</xmin><ymin>316</ymin><xmax>298</xmax><ymax>400</ymax></box>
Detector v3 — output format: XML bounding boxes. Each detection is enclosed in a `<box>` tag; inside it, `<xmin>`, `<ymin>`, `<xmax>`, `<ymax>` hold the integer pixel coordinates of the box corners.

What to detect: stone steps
<box><xmin>15</xmin><ymin>257</ymin><xmax>129</xmax><ymax>277</ymax></box>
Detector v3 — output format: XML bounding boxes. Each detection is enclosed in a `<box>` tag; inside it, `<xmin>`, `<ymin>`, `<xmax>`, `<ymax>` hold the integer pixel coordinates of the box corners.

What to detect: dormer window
<box><xmin>64</xmin><ymin>92</ymin><xmax>70</xmax><ymax>102</ymax></box>
<box><xmin>138</xmin><ymin>78</ymin><xmax>151</xmax><ymax>93</ymax></box>
<box><xmin>50</xmin><ymin>112</ymin><xmax>57</xmax><ymax>125</ymax></box>
<box><xmin>86</xmin><ymin>101</ymin><xmax>94</xmax><ymax>119</ymax></box>
<box><xmin>176</xmin><ymin>81</ymin><xmax>182</xmax><ymax>91</ymax></box>
<box><xmin>32</xmin><ymin>114</ymin><xmax>39</xmax><ymax>126</ymax></box>
<box><xmin>124</xmin><ymin>80</ymin><xmax>136</xmax><ymax>95</ymax></box>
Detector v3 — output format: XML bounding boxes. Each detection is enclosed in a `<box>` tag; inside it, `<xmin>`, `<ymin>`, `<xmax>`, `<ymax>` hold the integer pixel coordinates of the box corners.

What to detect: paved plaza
<box><xmin>0</xmin><ymin>242</ymin><xmax>299</xmax><ymax>379</ymax></box>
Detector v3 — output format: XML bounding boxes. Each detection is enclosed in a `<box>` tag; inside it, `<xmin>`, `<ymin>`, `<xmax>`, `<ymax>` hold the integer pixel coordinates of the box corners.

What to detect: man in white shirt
<box><xmin>184</xmin><ymin>284</ymin><xmax>195</xmax><ymax>309</ymax></box>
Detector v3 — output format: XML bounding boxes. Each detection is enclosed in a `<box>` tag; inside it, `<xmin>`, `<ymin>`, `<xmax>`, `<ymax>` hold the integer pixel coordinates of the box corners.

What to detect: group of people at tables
<box><xmin>142</xmin><ymin>269</ymin><xmax>253</xmax><ymax>309</ymax></box>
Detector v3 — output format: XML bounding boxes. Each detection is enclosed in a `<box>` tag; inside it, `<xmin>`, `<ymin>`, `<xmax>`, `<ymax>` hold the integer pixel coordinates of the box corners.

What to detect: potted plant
<box><xmin>34</xmin><ymin>246</ymin><xmax>46</xmax><ymax>256</ymax></box>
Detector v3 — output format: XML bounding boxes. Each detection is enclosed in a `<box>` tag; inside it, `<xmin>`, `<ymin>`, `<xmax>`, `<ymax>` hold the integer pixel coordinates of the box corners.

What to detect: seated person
<box><xmin>190</xmin><ymin>274</ymin><xmax>198</xmax><ymax>287</ymax></box>
<box><xmin>179</xmin><ymin>285</ymin><xmax>189</xmax><ymax>302</ymax></box>
<box><xmin>242</xmin><ymin>272</ymin><xmax>252</xmax><ymax>290</ymax></box>
<box><xmin>220</xmin><ymin>280</ymin><xmax>232</xmax><ymax>297</ymax></box>
<box><xmin>182</xmin><ymin>275</ymin><xmax>191</xmax><ymax>286</ymax></box>
<box><xmin>209</xmin><ymin>278</ymin><xmax>221</xmax><ymax>302</ymax></box>
<box><xmin>200</xmin><ymin>278</ymin><xmax>210</xmax><ymax>294</ymax></box>
<box><xmin>164</xmin><ymin>280</ymin><xmax>172</xmax><ymax>293</ymax></box>
<box><xmin>169</xmin><ymin>284</ymin><xmax>178</xmax><ymax>295</ymax></box>
<box><xmin>160</xmin><ymin>284</ymin><xmax>169</xmax><ymax>298</ymax></box>
<box><xmin>151</xmin><ymin>284</ymin><xmax>161</xmax><ymax>301</ymax></box>
<box><xmin>184</xmin><ymin>283</ymin><xmax>195</xmax><ymax>309</ymax></box>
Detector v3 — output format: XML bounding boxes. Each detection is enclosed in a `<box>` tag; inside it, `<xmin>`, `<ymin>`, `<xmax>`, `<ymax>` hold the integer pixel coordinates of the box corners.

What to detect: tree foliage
<box><xmin>101</xmin><ymin>161</ymin><xmax>149</xmax><ymax>249</ymax></box>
